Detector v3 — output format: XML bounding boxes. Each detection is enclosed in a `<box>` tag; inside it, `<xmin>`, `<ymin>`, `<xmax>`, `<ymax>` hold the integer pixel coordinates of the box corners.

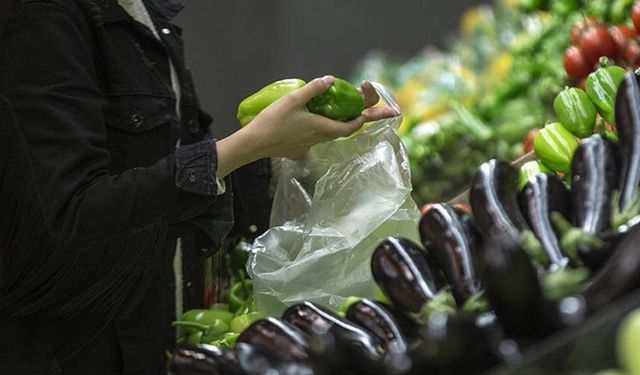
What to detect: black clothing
<box><xmin>0</xmin><ymin>0</ymin><xmax>270</xmax><ymax>373</ymax></box>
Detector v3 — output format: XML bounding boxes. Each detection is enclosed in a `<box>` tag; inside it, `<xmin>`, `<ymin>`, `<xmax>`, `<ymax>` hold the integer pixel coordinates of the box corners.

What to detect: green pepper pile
<box><xmin>174</xmin><ymin>278</ymin><xmax>261</xmax><ymax>349</ymax></box>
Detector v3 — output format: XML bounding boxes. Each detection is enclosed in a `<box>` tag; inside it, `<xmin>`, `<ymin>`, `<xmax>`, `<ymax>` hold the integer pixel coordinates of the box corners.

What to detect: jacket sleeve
<box><xmin>0</xmin><ymin>0</ymin><xmax>226</xmax><ymax>317</ymax></box>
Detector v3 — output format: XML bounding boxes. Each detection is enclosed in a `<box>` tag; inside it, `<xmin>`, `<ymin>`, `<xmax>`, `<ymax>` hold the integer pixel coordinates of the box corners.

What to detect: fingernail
<box><xmin>321</xmin><ymin>75</ymin><xmax>334</xmax><ymax>85</ymax></box>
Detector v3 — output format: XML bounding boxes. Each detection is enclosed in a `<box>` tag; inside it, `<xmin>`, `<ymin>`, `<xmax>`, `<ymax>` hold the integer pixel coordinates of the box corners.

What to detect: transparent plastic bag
<box><xmin>247</xmin><ymin>83</ymin><xmax>421</xmax><ymax>316</ymax></box>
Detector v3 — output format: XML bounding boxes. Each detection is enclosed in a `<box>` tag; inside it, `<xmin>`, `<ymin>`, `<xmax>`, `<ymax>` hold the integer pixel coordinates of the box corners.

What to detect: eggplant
<box><xmin>478</xmin><ymin>234</ymin><xmax>561</xmax><ymax>341</ymax></box>
<box><xmin>168</xmin><ymin>345</ymin><xmax>239</xmax><ymax>375</ymax></box>
<box><xmin>236</xmin><ymin>317</ymin><xmax>313</xmax><ymax>364</ymax></box>
<box><xmin>371</xmin><ymin>237</ymin><xmax>449</xmax><ymax>323</ymax></box>
<box><xmin>282</xmin><ymin>301</ymin><xmax>384</xmax><ymax>375</ymax></box>
<box><xmin>345</xmin><ymin>300</ymin><xmax>413</xmax><ymax>375</ymax></box>
<box><xmin>518</xmin><ymin>173</ymin><xmax>572</xmax><ymax>270</ymax></box>
<box><xmin>583</xmin><ymin>221</ymin><xmax>640</xmax><ymax>312</ymax></box>
<box><xmin>569</xmin><ymin>134</ymin><xmax>620</xmax><ymax>270</ymax></box>
<box><xmin>615</xmin><ymin>71</ymin><xmax>640</xmax><ymax>214</ymax></box>
<box><xmin>418</xmin><ymin>203</ymin><xmax>482</xmax><ymax>306</ymax></box>
<box><xmin>233</xmin><ymin>342</ymin><xmax>318</xmax><ymax>375</ymax></box>
<box><xmin>470</xmin><ymin>159</ymin><xmax>530</xmax><ymax>242</ymax></box>
<box><xmin>408</xmin><ymin>312</ymin><xmax>500</xmax><ymax>375</ymax></box>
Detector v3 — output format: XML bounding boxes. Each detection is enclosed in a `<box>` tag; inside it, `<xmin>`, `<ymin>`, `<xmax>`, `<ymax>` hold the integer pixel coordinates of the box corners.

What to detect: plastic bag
<box><xmin>247</xmin><ymin>83</ymin><xmax>421</xmax><ymax>316</ymax></box>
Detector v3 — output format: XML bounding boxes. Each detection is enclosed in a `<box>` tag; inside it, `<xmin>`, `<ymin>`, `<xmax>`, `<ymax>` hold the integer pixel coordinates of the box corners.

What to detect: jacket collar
<box><xmin>94</xmin><ymin>0</ymin><xmax>185</xmax><ymax>24</ymax></box>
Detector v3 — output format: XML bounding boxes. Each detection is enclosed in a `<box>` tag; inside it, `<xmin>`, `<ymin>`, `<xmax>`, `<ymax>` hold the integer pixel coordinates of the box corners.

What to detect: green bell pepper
<box><xmin>174</xmin><ymin>308</ymin><xmax>234</xmax><ymax>338</ymax></box>
<box><xmin>533</xmin><ymin>122</ymin><xmax>580</xmax><ymax>174</ymax></box>
<box><xmin>554</xmin><ymin>87</ymin><xmax>597</xmax><ymax>138</ymax></box>
<box><xmin>586</xmin><ymin>66</ymin><xmax>626</xmax><ymax>125</ymax></box>
<box><xmin>172</xmin><ymin>319</ymin><xmax>230</xmax><ymax>343</ymax></box>
<box><xmin>519</xmin><ymin>160</ymin><xmax>554</xmax><ymax>190</ymax></box>
<box><xmin>237</xmin><ymin>78</ymin><xmax>306</xmax><ymax>126</ymax></box>
<box><xmin>228</xmin><ymin>279</ymin><xmax>253</xmax><ymax>314</ymax></box>
<box><xmin>229</xmin><ymin>311</ymin><xmax>261</xmax><ymax>334</ymax></box>
<box><xmin>306</xmin><ymin>77</ymin><xmax>365</xmax><ymax>121</ymax></box>
<box><xmin>186</xmin><ymin>331</ymin><xmax>203</xmax><ymax>347</ymax></box>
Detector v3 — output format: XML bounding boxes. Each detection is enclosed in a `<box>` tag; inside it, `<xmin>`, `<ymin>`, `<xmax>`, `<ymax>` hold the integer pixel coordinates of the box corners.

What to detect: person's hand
<box><xmin>216</xmin><ymin>75</ymin><xmax>399</xmax><ymax>178</ymax></box>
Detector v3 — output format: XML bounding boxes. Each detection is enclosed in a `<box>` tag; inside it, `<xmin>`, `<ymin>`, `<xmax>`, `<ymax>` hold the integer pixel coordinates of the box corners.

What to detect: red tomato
<box><xmin>571</xmin><ymin>16</ymin><xmax>600</xmax><ymax>45</ymax></box>
<box><xmin>579</xmin><ymin>25</ymin><xmax>617</xmax><ymax>65</ymax></box>
<box><xmin>610</xmin><ymin>25</ymin><xmax>637</xmax><ymax>57</ymax></box>
<box><xmin>623</xmin><ymin>39</ymin><xmax>640</xmax><ymax>68</ymax></box>
<box><xmin>564</xmin><ymin>46</ymin><xmax>592</xmax><ymax>80</ymax></box>
<box><xmin>577</xmin><ymin>78</ymin><xmax>587</xmax><ymax>90</ymax></box>
<box><xmin>523</xmin><ymin>128</ymin><xmax>539</xmax><ymax>155</ymax></box>
<box><xmin>633</xmin><ymin>1</ymin><xmax>640</xmax><ymax>33</ymax></box>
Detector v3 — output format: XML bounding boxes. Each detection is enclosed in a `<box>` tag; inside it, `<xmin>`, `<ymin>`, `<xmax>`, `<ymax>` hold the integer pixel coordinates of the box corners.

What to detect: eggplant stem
<box><xmin>519</xmin><ymin>230</ymin><xmax>547</xmax><ymax>268</ymax></box>
<box><xmin>541</xmin><ymin>267</ymin><xmax>590</xmax><ymax>301</ymax></box>
<box><xmin>612</xmin><ymin>190</ymin><xmax>640</xmax><ymax>229</ymax></box>
<box><xmin>551</xmin><ymin>212</ymin><xmax>604</xmax><ymax>263</ymax></box>
<box><xmin>414</xmin><ymin>289</ymin><xmax>456</xmax><ymax>324</ymax></box>
<box><xmin>462</xmin><ymin>291</ymin><xmax>489</xmax><ymax>314</ymax></box>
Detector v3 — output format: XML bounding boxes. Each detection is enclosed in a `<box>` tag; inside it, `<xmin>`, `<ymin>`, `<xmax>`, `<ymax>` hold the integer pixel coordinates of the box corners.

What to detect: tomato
<box><xmin>633</xmin><ymin>1</ymin><xmax>640</xmax><ymax>33</ymax></box>
<box><xmin>578</xmin><ymin>25</ymin><xmax>617</xmax><ymax>66</ymax></box>
<box><xmin>564</xmin><ymin>46</ymin><xmax>592</xmax><ymax>80</ymax></box>
<box><xmin>523</xmin><ymin>128</ymin><xmax>538</xmax><ymax>154</ymax></box>
<box><xmin>571</xmin><ymin>16</ymin><xmax>600</xmax><ymax>46</ymax></box>
<box><xmin>610</xmin><ymin>25</ymin><xmax>637</xmax><ymax>57</ymax></box>
<box><xmin>577</xmin><ymin>78</ymin><xmax>587</xmax><ymax>90</ymax></box>
<box><xmin>623</xmin><ymin>38</ymin><xmax>640</xmax><ymax>68</ymax></box>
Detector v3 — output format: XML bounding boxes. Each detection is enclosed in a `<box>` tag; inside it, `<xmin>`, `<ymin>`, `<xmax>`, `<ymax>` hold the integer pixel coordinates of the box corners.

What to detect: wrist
<box><xmin>216</xmin><ymin>127</ymin><xmax>263</xmax><ymax>179</ymax></box>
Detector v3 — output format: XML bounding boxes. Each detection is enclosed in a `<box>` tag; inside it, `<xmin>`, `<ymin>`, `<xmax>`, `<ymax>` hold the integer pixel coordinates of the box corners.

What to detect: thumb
<box><xmin>288</xmin><ymin>75</ymin><xmax>335</xmax><ymax>104</ymax></box>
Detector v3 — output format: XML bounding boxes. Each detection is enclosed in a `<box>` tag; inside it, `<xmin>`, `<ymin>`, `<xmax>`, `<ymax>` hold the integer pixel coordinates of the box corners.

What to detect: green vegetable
<box><xmin>229</xmin><ymin>311</ymin><xmax>261</xmax><ymax>334</ymax></box>
<box><xmin>586</xmin><ymin>66</ymin><xmax>626</xmax><ymax>125</ymax></box>
<box><xmin>209</xmin><ymin>332</ymin><xmax>239</xmax><ymax>348</ymax></box>
<box><xmin>610</xmin><ymin>0</ymin><xmax>635</xmax><ymax>24</ymax></box>
<box><xmin>237</xmin><ymin>78</ymin><xmax>306</xmax><ymax>126</ymax></box>
<box><xmin>174</xmin><ymin>309</ymin><xmax>234</xmax><ymax>336</ymax></box>
<box><xmin>229</xmin><ymin>279</ymin><xmax>254</xmax><ymax>314</ymax></box>
<box><xmin>186</xmin><ymin>331</ymin><xmax>203</xmax><ymax>346</ymax></box>
<box><xmin>533</xmin><ymin>122</ymin><xmax>580</xmax><ymax>174</ymax></box>
<box><xmin>549</xmin><ymin>0</ymin><xmax>580</xmax><ymax>15</ymax></box>
<box><xmin>337</xmin><ymin>296</ymin><xmax>362</xmax><ymax>318</ymax></box>
<box><xmin>618</xmin><ymin>308</ymin><xmax>640</xmax><ymax>375</ymax></box>
<box><xmin>554</xmin><ymin>87</ymin><xmax>597</xmax><ymax>138</ymax></box>
<box><xmin>172</xmin><ymin>319</ymin><xmax>230</xmax><ymax>343</ymax></box>
<box><xmin>518</xmin><ymin>160</ymin><xmax>553</xmax><ymax>190</ymax></box>
<box><xmin>306</xmin><ymin>77</ymin><xmax>365</xmax><ymax>121</ymax></box>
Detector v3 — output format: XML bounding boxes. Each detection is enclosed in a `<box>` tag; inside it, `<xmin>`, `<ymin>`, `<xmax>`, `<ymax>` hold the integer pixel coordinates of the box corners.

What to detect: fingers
<box><xmin>288</xmin><ymin>75</ymin><xmax>335</xmax><ymax>104</ymax></box>
<box><xmin>359</xmin><ymin>81</ymin><xmax>380</xmax><ymax>108</ymax></box>
<box><xmin>361</xmin><ymin>106</ymin><xmax>400</xmax><ymax>122</ymax></box>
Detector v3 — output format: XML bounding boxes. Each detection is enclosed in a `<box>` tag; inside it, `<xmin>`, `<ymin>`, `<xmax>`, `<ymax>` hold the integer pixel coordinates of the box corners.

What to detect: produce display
<box><xmin>166</xmin><ymin>0</ymin><xmax>640</xmax><ymax>373</ymax></box>
<box><xmin>351</xmin><ymin>0</ymin><xmax>638</xmax><ymax>205</ymax></box>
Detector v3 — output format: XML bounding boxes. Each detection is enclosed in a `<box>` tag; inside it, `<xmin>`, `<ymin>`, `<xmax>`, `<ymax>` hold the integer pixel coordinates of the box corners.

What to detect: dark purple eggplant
<box><xmin>168</xmin><ymin>345</ymin><xmax>235</xmax><ymax>375</ymax></box>
<box><xmin>236</xmin><ymin>318</ymin><xmax>313</xmax><ymax>364</ymax></box>
<box><xmin>478</xmin><ymin>234</ymin><xmax>561</xmax><ymax>341</ymax></box>
<box><xmin>518</xmin><ymin>173</ymin><xmax>572</xmax><ymax>270</ymax></box>
<box><xmin>582</xmin><ymin>221</ymin><xmax>640</xmax><ymax>312</ymax></box>
<box><xmin>470</xmin><ymin>159</ymin><xmax>530</xmax><ymax>242</ymax></box>
<box><xmin>345</xmin><ymin>299</ymin><xmax>413</xmax><ymax>375</ymax></box>
<box><xmin>232</xmin><ymin>342</ymin><xmax>319</xmax><ymax>375</ymax></box>
<box><xmin>569</xmin><ymin>135</ymin><xmax>620</xmax><ymax>270</ymax></box>
<box><xmin>282</xmin><ymin>301</ymin><xmax>384</xmax><ymax>375</ymax></box>
<box><xmin>345</xmin><ymin>299</ymin><xmax>409</xmax><ymax>353</ymax></box>
<box><xmin>408</xmin><ymin>312</ymin><xmax>500</xmax><ymax>375</ymax></box>
<box><xmin>371</xmin><ymin>237</ymin><xmax>450</xmax><ymax>323</ymax></box>
<box><xmin>419</xmin><ymin>203</ymin><xmax>482</xmax><ymax>306</ymax></box>
<box><xmin>615</xmin><ymin>71</ymin><xmax>640</xmax><ymax>215</ymax></box>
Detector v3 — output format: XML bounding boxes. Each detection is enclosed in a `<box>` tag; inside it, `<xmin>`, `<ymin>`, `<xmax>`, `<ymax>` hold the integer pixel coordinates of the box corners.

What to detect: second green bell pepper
<box><xmin>586</xmin><ymin>66</ymin><xmax>626</xmax><ymax>125</ymax></box>
<box><xmin>306</xmin><ymin>77</ymin><xmax>365</xmax><ymax>121</ymax></box>
<box><xmin>533</xmin><ymin>122</ymin><xmax>580</xmax><ymax>174</ymax></box>
<box><xmin>553</xmin><ymin>87</ymin><xmax>597</xmax><ymax>138</ymax></box>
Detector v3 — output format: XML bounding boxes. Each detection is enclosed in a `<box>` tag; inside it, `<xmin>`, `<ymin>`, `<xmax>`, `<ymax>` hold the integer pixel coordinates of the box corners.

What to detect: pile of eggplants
<box><xmin>169</xmin><ymin>71</ymin><xmax>640</xmax><ymax>374</ymax></box>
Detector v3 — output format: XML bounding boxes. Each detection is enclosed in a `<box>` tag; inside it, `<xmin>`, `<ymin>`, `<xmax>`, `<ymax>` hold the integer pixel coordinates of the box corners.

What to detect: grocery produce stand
<box><xmin>168</xmin><ymin>0</ymin><xmax>640</xmax><ymax>374</ymax></box>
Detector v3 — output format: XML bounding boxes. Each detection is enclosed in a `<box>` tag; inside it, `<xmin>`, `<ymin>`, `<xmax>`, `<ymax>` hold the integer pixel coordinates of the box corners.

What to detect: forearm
<box><xmin>216</xmin><ymin>126</ymin><xmax>264</xmax><ymax>179</ymax></box>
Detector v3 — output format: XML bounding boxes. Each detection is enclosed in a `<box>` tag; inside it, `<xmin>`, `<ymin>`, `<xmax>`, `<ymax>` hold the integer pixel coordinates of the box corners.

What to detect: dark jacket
<box><xmin>0</xmin><ymin>0</ymin><xmax>270</xmax><ymax>373</ymax></box>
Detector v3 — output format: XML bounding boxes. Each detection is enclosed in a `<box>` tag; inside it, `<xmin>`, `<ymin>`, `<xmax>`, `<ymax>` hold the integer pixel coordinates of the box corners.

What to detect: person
<box><xmin>0</xmin><ymin>0</ymin><xmax>398</xmax><ymax>373</ymax></box>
